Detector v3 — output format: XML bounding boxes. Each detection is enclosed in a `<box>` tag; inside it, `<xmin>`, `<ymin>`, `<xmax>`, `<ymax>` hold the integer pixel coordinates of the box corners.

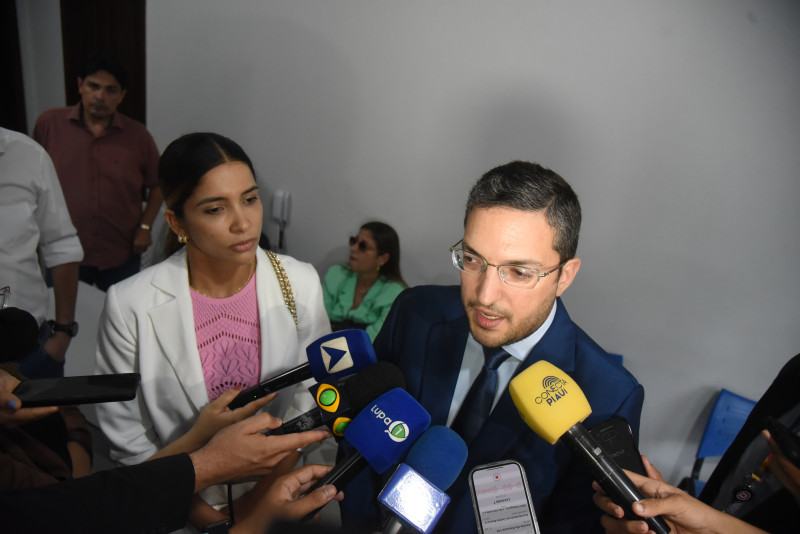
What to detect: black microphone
<box><xmin>228</xmin><ymin>329</ymin><xmax>376</xmax><ymax>409</ymax></box>
<box><xmin>0</xmin><ymin>307</ymin><xmax>40</xmax><ymax>363</ymax></box>
<box><xmin>509</xmin><ymin>360</ymin><xmax>670</xmax><ymax>534</ymax></box>
<box><xmin>265</xmin><ymin>361</ymin><xmax>406</xmax><ymax>436</ymax></box>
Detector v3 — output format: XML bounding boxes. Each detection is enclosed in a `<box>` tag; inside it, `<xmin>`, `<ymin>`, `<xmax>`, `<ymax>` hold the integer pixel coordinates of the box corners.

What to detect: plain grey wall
<box><xmin>144</xmin><ymin>1</ymin><xmax>800</xmax><ymax>482</ymax></box>
<box><xmin>18</xmin><ymin>1</ymin><xmax>800</xmax><ymax>484</ymax></box>
<box><xmin>16</xmin><ymin>0</ymin><xmax>64</xmax><ymax>132</ymax></box>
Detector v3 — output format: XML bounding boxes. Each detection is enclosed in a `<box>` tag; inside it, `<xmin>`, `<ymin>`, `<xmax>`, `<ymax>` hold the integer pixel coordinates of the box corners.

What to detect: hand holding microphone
<box><xmin>229</xmin><ymin>329</ymin><xmax>376</xmax><ymax>409</ymax></box>
<box><xmin>593</xmin><ymin>455</ymin><xmax>762</xmax><ymax>534</ymax></box>
<box><xmin>509</xmin><ymin>361</ymin><xmax>671</xmax><ymax>534</ymax></box>
<box><xmin>264</xmin><ymin>361</ymin><xmax>406</xmax><ymax>436</ymax></box>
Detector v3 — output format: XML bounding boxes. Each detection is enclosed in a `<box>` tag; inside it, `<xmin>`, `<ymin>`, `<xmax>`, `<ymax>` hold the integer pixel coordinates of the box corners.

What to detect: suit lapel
<box><xmin>419</xmin><ymin>317</ymin><xmax>469</xmax><ymax>426</ymax></box>
<box><xmin>148</xmin><ymin>250</ymin><xmax>209</xmax><ymax>412</ymax></box>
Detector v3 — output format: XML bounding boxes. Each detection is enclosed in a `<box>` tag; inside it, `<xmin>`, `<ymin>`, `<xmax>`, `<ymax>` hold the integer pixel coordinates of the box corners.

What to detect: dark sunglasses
<box><xmin>349</xmin><ymin>236</ymin><xmax>377</xmax><ymax>252</ymax></box>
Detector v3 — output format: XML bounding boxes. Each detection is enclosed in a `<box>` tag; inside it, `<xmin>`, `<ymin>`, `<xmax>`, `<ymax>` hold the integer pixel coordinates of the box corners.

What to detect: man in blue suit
<box><xmin>340</xmin><ymin>161</ymin><xmax>644</xmax><ymax>533</ymax></box>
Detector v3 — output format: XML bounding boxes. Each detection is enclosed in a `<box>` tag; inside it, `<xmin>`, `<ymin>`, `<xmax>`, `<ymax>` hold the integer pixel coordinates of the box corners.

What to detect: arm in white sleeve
<box><xmin>94</xmin><ymin>286</ymin><xmax>161</xmax><ymax>465</ymax></box>
<box><xmin>33</xmin><ymin>147</ymin><xmax>82</xmax><ymax>268</ymax></box>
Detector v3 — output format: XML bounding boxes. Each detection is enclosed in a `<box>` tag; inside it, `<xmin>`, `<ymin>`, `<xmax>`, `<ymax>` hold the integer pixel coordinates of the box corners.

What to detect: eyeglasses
<box><xmin>349</xmin><ymin>236</ymin><xmax>377</xmax><ymax>252</ymax></box>
<box><xmin>449</xmin><ymin>240</ymin><xmax>566</xmax><ymax>290</ymax></box>
<box><xmin>0</xmin><ymin>286</ymin><xmax>10</xmax><ymax>309</ymax></box>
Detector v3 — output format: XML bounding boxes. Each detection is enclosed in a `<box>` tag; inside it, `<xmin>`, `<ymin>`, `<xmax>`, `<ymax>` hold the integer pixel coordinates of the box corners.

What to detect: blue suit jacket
<box><xmin>340</xmin><ymin>285</ymin><xmax>645</xmax><ymax>534</ymax></box>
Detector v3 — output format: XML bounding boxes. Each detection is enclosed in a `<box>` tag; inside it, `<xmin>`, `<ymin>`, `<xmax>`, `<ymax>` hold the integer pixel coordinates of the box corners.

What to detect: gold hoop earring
<box><xmin>178</xmin><ymin>234</ymin><xmax>188</xmax><ymax>244</ymax></box>
<box><xmin>377</xmin><ymin>264</ymin><xmax>382</xmax><ymax>273</ymax></box>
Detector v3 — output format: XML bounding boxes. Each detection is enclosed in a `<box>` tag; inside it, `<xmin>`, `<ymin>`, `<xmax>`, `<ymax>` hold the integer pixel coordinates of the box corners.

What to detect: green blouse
<box><xmin>322</xmin><ymin>264</ymin><xmax>405</xmax><ymax>341</ymax></box>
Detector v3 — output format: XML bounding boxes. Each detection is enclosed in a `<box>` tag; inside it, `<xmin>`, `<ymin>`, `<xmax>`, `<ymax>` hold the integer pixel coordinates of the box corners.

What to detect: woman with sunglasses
<box><xmin>94</xmin><ymin>132</ymin><xmax>331</xmax><ymax>532</ymax></box>
<box><xmin>322</xmin><ymin>221</ymin><xmax>406</xmax><ymax>341</ymax></box>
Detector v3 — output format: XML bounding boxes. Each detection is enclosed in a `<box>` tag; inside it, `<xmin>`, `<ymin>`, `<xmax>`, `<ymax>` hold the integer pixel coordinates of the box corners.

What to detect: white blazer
<box><xmin>94</xmin><ymin>247</ymin><xmax>330</xmax><ymax>509</ymax></box>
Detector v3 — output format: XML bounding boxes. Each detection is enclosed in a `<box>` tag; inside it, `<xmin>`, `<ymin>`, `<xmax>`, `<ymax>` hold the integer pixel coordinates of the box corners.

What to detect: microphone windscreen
<box><xmin>0</xmin><ymin>307</ymin><xmax>40</xmax><ymax>363</ymax></box>
<box><xmin>306</xmin><ymin>329</ymin><xmax>376</xmax><ymax>382</ymax></box>
<box><xmin>378</xmin><ymin>463</ymin><xmax>450</xmax><ymax>534</ymax></box>
<box><xmin>509</xmin><ymin>360</ymin><xmax>592</xmax><ymax>444</ymax></box>
<box><xmin>405</xmin><ymin>425</ymin><xmax>468</xmax><ymax>491</ymax></box>
<box><xmin>344</xmin><ymin>388</ymin><xmax>431</xmax><ymax>474</ymax></box>
<box><xmin>339</xmin><ymin>361</ymin><xmax>406</xmax><ymax>411</ymax></box>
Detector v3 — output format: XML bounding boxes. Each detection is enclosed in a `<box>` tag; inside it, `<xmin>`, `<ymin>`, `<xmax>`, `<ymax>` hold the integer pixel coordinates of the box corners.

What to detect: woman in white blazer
<box><xmin>94</xmin><ymin>133</ymin><xmax>331</xmax><ymax>531</ymax></box>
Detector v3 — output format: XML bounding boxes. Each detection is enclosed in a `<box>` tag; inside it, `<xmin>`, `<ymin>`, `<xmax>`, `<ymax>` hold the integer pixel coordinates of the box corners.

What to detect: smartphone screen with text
<box><xmin>469</xmin><ymin>460</ymin><xmax>539</xmax><ymax>534</ymax></box>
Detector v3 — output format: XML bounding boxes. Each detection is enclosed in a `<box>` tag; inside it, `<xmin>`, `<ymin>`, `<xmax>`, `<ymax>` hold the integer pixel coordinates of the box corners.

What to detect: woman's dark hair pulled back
<box><xmin>361</xmin><ymin>221</ymin><xmax>405</xmax><ymax>287</ymax></box>
<box><xmin>158</xmin><ymin>132</ymin><xmax>255</xmax><ymax>258</ymax></box>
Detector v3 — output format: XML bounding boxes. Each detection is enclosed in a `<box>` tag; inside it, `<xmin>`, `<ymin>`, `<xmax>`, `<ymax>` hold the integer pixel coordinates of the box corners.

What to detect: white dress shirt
<box><xmin>446</xmin><ymin>302</ymin><xmax>558</xmax><ymax>426</ymax></box>
<box><xmin>0</xmin><ymin>128</ymin><xmax>83</xmax><ymax>324</ymax></box>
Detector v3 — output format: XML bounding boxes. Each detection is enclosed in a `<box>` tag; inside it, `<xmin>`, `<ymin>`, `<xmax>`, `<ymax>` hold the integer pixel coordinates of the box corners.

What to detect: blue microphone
<box><xmin>343</xmin><ymin>387</ymin><xmax>432</xmax><ymax>474</ymax></box>
<box><xmin>300</xmin><ymin>388</ymin><xmax>431</xmax><ymax>521</ymax></box>
<box><xmin>378</xmin><ymin>426</ymin><xmax>468</xmax><ymax>534</ymax></box>
<box><xmin>229</xmin><ymin>329</ymin><xmax>376</xmax><ymax>409</ymax></box>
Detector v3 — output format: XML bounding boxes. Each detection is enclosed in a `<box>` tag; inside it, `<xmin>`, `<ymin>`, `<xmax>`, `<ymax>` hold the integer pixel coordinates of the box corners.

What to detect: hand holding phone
<box><xmin>12</xmin><ymin>373</ymin><xmax>140</xmax><ymax>407</ymax></box>
<box><xmin>0</xmin><ymin>369</ymin><xmax>59</xmax><ymax>424</ymax></box>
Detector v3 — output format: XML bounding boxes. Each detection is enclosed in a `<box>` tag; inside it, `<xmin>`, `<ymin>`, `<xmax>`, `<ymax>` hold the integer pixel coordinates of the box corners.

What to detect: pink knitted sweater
<box><xmin>190</xmin><ymin>275</ymin><xmax>261</xmax><ymax>401</ymax></box>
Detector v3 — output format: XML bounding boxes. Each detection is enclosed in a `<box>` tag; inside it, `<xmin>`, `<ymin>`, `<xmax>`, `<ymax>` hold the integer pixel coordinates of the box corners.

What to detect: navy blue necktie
<box><xmin>450</xmin><ymin>346</ymin><xmax>511</xmax><ymax>445</ymax></box>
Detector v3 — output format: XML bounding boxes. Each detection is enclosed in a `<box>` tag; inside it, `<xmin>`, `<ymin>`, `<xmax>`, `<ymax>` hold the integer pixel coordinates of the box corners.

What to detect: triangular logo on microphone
<box><xmin>320</xmin><ymin>336</ymin><xmax>354</xmax><ymax>374</ymax></box>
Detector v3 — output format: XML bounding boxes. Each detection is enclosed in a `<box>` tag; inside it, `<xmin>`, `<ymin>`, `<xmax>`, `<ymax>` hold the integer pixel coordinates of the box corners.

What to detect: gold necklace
<box><xmin>190</xmin><ymin>259</ymin><xmax>255</xmax><ymax>298</ymax></box>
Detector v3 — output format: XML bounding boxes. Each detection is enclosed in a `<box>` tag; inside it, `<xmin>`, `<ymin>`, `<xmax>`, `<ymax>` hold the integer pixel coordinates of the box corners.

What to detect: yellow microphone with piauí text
<box><xmin>510</xmin><ymin>361</ymin><xmax>670</xmax><ymax>534</ymax></box>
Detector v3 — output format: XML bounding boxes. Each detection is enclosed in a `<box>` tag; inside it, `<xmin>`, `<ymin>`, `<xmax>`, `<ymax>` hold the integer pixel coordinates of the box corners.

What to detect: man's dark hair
<box><xmin>464</xmin><ymin>161</ymin><xmax>582</xmax><ymax>262</ymax></box>
<box><xmin>81</xmin><ymin>51</ymin><xmax>128</xmax><ymax>90</ymax></box>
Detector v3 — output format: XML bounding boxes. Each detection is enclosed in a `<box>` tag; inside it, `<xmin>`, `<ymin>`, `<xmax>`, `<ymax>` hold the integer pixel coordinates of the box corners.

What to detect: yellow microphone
<box><xmin>510</xmin><ymin>361</ymin><xmax>670</xmax><ymax>534</ymax></box>
<box><xmin>509</xmin><ymin>360</ymin><xmax>591</xmax><ymax>444</ymax></box>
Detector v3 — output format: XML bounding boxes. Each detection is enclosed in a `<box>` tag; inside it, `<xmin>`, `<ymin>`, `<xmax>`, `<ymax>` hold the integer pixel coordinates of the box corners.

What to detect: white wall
<box><xmin>18</xmin><ymin>1</ymin><xmax>800</xmax><ymax>485</ymax></box>
<box><xmin>15</xmin><ymin>0</ymin><xmax>65</xmax><ymax>134</ymax></box>
<box><xmin>146</xmin><ymin>1</ymin><xmax>800</xmax><ymax>482</ymax></box>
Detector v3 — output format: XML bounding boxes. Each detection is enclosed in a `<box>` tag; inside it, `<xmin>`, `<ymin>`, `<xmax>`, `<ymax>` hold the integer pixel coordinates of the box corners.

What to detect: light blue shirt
<box><xmin>446</xmin><ymin>302</ymin><xmax>558</xmax><ymax>426</ymax></box>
